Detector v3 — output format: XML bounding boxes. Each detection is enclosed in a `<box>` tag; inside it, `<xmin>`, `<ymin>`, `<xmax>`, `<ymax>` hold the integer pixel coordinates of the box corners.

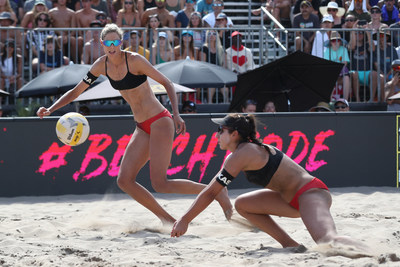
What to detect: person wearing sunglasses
<box><xmin>345</xmin><ymin>0</ymin><xmax>371</xmax><ymax>23</ymax></box>
<box><xmin>36</xmin><ymin>23</ymin><xmax>232</xmax><ymax>225</ymax></box>
<box><xmin>171</xmin><ymin>114</ymin><xmax>369</xmax><ymax>256</ymax></box>
<box><xmin>95</xmin><ymin>11</ymin><xmax>108</xmax><ymax>26</ymax></box>
<box><xmin>27</xmin><ymin>11</ymin><xmax>56</xmax><ymax>73</ymax></box>
<box><xmin>203</xmin><ymin>0</ymin><xmax>232</xmax><ymax>28</ymax></box>
<box><xmin>323</xmin><ymin>31</ymin><xmax>351</xmax><ymax>101</ymax></box>
<box><xmin>366</xmin><ymin>6</ymin><xmax>388</xmax><ymax>36</ymax></box>
<box><xmin>319</xmin><ymin>1</ymin><xmax>345</xmax><ymax>28</ymax></box>
<box><xmin>334</xmin><ymin>98</ymin><xmax>350</xmax><ymax>111</ymax></box>
<box><xmin>21</xmin><ymin>0</ymin><xmax>49</xmax><ymax>29</ymax></box>
<box><xmin>342</xmin><ymin>14</ymin><xmax>356</xmax><ymax>43</ymax></box>
<box><xmin>116</xmin><ymin>0</ymin><xmax>141</xmax><ymax>28</ymax></box>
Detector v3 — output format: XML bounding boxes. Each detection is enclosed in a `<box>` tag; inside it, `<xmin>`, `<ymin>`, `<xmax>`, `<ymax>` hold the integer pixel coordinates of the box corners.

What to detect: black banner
<box><xmin>0</xmin><ymin>112</ymin><xmax>396</xmax><ymax>197</ymax></box>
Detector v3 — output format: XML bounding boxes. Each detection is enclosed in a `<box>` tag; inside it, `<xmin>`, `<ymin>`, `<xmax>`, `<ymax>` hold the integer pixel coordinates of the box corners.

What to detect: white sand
<box><xmin>0</xmin><ymin>186</ymin><xmax>399</xmax><ymax>266</ymax></box>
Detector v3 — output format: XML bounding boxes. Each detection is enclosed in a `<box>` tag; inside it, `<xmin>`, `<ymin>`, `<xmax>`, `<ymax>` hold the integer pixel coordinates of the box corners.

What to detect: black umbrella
<box><xmin>16</xmin><ymin>64</ymin><xmax>106</xmax><ymax>98</ymax></box>
<box><xmin>229</xmin><ymin>51</ymin><xmax>344</xmax><ymax>112</ymax></box>
<box><xmin>154</xmin><ymin>57</ymin><xmax>237</xmax><ymax>88</ymax></box>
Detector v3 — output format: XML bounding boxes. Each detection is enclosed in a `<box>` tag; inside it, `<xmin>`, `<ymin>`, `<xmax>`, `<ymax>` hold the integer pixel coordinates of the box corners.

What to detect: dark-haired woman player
<box><xmin>171</xmin><ymin>113</ymin><xmax>367</xmax><ymax>251</ymax></box>
<box><xmin>37</xmin><ymin>23</ymin><xmax>232</xmax><ymax>225</ymax></box>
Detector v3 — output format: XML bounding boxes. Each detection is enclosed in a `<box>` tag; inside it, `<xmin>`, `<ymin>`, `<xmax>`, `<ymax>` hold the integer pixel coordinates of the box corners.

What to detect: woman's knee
<box><xmin>117</xmin><ymin>175</ymin><xmax>134</xmax><ymax>191</ymax></box>
<box><xmin>234</xmin><ymin>195</ymin><xmax>249</xmax><ymax>214</ymax></box>
<box><xmin>151</xmin><ymin>178</ymin><xmax>171</xmax><ymax>193</ymax></box>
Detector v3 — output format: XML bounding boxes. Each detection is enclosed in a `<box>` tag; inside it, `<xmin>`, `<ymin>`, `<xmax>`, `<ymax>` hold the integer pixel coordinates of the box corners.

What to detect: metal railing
<box><xmin>1</xmin><ymin>26</ymin><xmax>398</xmax><ymax>111</ymax></box>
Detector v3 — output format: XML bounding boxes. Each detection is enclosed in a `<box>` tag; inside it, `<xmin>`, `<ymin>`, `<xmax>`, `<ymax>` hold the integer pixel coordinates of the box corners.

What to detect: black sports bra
<box><xmin>106</xmin><ymin>52</ymin><xmax>147</xmax><ymax>90</ymax></box>
<box><xmin>243</xmin><ymin>145</ymin><xmax>283</xmax><ymax>187</ymax></box>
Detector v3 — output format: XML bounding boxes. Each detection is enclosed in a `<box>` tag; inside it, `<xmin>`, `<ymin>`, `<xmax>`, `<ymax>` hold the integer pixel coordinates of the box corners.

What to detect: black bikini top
<box><xmin>243</xmin><ymin>145</ymin><xmax>283</xmax><ymax>187</ymax></box>
<box><xmin>106</xmin><ymin>52</ymin><xmax>147</xmax><ymax>90</ymax></box>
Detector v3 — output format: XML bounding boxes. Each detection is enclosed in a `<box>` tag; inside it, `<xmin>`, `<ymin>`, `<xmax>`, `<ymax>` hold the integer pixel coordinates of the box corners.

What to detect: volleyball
<box><xmin>55</xmin><ymin>112</ymin><xmax>90</xmax><ymax>146</ymax></box>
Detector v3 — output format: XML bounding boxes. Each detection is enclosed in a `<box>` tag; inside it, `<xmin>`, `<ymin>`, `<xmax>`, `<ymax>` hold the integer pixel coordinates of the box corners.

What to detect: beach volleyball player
<box><xmin>171</xmin><ymin>114</ymin><xmax>368</xmax><ymax>252</ymax></box>
<box><xmin>36</xmin><ymin>24</ymin><xmax>232</xmax><ymax>224</ymax></box>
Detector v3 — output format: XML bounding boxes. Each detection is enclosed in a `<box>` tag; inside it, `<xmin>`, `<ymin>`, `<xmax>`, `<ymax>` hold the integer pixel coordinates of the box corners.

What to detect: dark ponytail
<box><xmin>244</xmin><ymin>114</ymin><xmax>263</xmax><ymax>146</ymax></box>
<box><xmin>224</xmin><ymin>113</ymin><xmax>264</xmax><ymax>146</ymax></box>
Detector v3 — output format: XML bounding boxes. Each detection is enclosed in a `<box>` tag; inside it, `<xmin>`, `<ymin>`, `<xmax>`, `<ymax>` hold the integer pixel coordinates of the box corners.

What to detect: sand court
<box><xmin>0</xmin><ymin>187</ymin><xmax>399</xmax><ymax>266</ymax></box>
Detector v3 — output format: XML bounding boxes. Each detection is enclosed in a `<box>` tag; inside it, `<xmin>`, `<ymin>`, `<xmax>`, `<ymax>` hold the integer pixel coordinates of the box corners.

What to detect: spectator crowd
<box><xmin>1</xmin><ymin>0</ymin><xmax>400</xmax><ymax>113</ymax></box>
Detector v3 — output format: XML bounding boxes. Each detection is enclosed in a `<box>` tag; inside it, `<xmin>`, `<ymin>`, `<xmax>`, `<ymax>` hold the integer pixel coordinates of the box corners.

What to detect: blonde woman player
<box><xmin>37</xmin><ymin>23</ymin><xmax>232</xmax><ymax>225</ymax></box>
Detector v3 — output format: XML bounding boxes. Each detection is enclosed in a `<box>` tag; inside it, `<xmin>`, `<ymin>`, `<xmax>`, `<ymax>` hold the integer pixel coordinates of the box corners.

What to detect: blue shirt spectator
<box><xmin>196</xmin><ymin>0</ymin><xmax>213</xmax><ymax>17</ymax></box>
<box><xmin>381</xmin><ymin>0</ymin><xmax>400</xmax><ymax>26</ymax></box>
<box><xmin>39</xmin><ymin>50</ymin><xmax>64</xmax><ymax>68</ymax></box>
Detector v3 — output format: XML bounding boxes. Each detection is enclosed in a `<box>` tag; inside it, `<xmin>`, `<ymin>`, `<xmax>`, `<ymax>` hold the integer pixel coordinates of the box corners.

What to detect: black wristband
<box><xmin>82</xmin><ymin>71</ymin><xmax>98</xmax><ymax>85</ymax></box>
<box><xmin>216</xmin><ymin>169</ymin><xmax>235</xmax><ymax>187</ymax></box>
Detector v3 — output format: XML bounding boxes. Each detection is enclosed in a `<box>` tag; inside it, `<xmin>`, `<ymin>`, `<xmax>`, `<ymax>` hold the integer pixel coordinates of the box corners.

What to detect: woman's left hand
<box><xmin>174</xmin><ymin>115</ymin><xmax>186</xmax><ymax>135</ymax></box>
<box><xmin>171</xmin><ymin>218</ymin><xmax>188</xmax><ymax>237</ymax></box>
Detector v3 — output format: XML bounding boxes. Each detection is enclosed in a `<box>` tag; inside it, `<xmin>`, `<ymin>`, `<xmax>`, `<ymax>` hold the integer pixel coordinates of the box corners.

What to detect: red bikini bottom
<box><xmin>136</xmin><ymin>109</ymin><xmax>172</xmax><ymax>134</ymax></box>
<box><xmin>289</xmin><ymin>177</ymin><xmax>329</xmax><ymax>210</ymax></box>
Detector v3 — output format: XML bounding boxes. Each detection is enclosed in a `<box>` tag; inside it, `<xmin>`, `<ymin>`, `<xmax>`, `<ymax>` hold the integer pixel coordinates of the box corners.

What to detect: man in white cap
<box><xmin>334</xmin><ymin>98</ymin><xmax>350</xmax><ymax>112</ymax></box>
<box><xmin>311</xmin><ymin>14</ymin><xmax>334</xmax><ymax>58</ymax></box>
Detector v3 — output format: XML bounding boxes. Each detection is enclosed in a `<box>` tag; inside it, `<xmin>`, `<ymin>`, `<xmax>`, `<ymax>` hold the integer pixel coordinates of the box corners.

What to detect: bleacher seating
<box><xmin>0</xmin><ymin>0</ymin><xmax>396</xmax><ymax>116</ymax></box>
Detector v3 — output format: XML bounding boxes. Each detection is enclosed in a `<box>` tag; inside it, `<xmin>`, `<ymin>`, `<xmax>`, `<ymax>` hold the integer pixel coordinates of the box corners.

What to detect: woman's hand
<box><xmin>171</xmin><ymin>218</ymin><xmax>189</xmax><ymax>237</ymax></box>
<box><xmin>36</xmin><ymin>107</ymin><xmax>51</xmax><ymax>119</ymax></box>
<box><xmin>174</xmin><ymin>115</ymin><xmax>186</xmax><ymax>135</ymax></box>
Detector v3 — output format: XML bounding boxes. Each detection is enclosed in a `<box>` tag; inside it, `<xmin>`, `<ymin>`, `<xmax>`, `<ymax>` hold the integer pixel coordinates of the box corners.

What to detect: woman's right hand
<box><xmin>171</xmin><ymin>218</ymin><xmax>189</xmax><ymax>237</ymax></box>
<box><xmin>36</xmin><ymin>107</ymin><xmax>51</xmax><ymax>119</ymax></box>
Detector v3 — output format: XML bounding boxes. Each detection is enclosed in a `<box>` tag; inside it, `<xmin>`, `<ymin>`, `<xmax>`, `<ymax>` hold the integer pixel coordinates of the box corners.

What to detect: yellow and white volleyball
<box><xmin>56</xmin><ymin>112</ymin><xmax>90</xmax><ymax>146</ymax></box>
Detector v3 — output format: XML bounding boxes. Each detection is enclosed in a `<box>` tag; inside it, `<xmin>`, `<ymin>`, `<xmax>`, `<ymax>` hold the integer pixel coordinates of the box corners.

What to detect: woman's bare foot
<box><xmin>215</xmin><ymin>187</ymin><xmax>233</xmax><ymax>220</ymax></box>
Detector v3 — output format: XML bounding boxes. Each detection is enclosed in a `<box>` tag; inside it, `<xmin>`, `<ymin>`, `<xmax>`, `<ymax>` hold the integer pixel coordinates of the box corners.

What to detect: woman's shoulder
<box><xmin>126</xmin><ymin>51</ymin><xmax>149</xmax><ymax>64</ymax></box>
<box><xmin>125</xmin><ymin>50</ymin><xmax>142</xmax><ymax>58</ymax></box>
<box><xmin>226</xmin><ymin>143</ymin><xmax>261</xmax><ymax>166</ymax></box>
<box><xmin>235</xmin><ymin>142</ymin><xmax>262</xmax><ymax>155</ymax></box>
<box><xmin>90</xmin><ymin>57</ymin><xmax>107</xmax><ymax>74</ymax></box>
